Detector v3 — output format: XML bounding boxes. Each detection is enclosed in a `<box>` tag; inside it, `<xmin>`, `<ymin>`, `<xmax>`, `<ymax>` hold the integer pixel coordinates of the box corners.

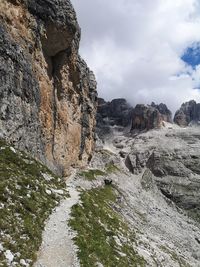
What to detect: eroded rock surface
<box><xmin>97</xmin><ymin>98</ymin><xmax>133</xmax><ymax>129</ymax></box>
<box><xmin>96</xmin><ymin>98</ymin><xmax>133</xmax><ymax>142</ymax></box>
<box><xmin>151</xmin><ymin>102</ymin><xmax>172</xmax><ymax>123</ymax></box>
<box><xmin>120</xmin><ymin>124</ymin><xmax>200</xmax><ymax>217</ymax></box>
<box><xmin>89</xmin><ymin>123</ymin><xmax>200</xmax><ymax>266</ymax></box>
<box><xmin>174</xmin><ymin>100</ymin><xmax>200</xmax><ymax>126</ymax></box>
<box><xmin>0</xmin><ymin>0</ymin><xmax>97</xmax><ymax>175</ymax></box>
<box><xmin>131</xmin><ymin>104</ymin><xmax>163</xmax><ymax>131</ymax></box>
<box><xmin>131</xmin><ymin>103</ymin><xmax>172</xmax><ymax>131</ymax></box>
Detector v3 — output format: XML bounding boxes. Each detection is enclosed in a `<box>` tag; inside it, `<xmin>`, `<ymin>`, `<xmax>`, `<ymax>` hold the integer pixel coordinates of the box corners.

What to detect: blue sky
<box><xmin>72</xmin><ymin>0</ymin><xmax>200</xmax><ymax>112</ymax></box>
<box><xmin>181</xmin><ymin>43</ymin><xmax>200</xmax><ymax>68</ymax></box>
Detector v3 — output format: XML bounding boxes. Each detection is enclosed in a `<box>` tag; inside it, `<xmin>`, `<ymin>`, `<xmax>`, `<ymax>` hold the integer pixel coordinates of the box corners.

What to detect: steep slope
<box><xmin>87</xmin><ymin>123</ymin><xmax>200</xmax><ymax>266</ymax></box>
<box><xmin>0</xmin><ymin>0</ymin><xmax>97</xmax><ymax>175</ymax></box>
<box><xmin>46</xmin><ymin>122</ymin><xmax>200</xmax><ymax>266</ymax></box>
<box><xmin>0</xmin><ymin>139</ymin><xmax>68</xmax><ymax>266</ymax></box>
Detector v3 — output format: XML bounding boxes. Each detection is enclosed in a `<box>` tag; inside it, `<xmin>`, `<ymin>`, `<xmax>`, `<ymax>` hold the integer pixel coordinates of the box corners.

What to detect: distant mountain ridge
<box><xmin>97</xmin><ymin>98</ymin><xmax>200</xmax><ymax>133</ymax></box>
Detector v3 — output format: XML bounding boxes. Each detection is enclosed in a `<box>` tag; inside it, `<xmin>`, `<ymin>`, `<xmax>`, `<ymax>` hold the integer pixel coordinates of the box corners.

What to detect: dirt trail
<box><xmin>34</xmin><ymin>173</ymin><xmax>80</xmax><ymax>267</ymax></box>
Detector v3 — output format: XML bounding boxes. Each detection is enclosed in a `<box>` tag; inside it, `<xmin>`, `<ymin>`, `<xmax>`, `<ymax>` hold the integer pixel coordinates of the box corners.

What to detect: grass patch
<box><xmin>69</xmin><ymin>186</ymin><xmax>146</xmax><ymax>267</ymax></box>
<box><xmin>79</xmin><ymin>169</ymin><xmax>106</xmax><ymax>181</ymax></box>
<box><xmin>0</xmin><ymin>140</ymin><xmax>68</xmax><ymax>266</ymax></box>
<box><xmin>105</xmin><ymin>163</ymin><xmax>120</xmax><ymax>174</ymax></box>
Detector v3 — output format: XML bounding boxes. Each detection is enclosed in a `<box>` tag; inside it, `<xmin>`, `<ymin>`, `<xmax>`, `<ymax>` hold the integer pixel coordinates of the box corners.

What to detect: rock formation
<box><xmin>96</xmin><ymin>98</ymin><xmax>133</xmax><ymax>140</ymax></box>
<box><xmin>97</xmin><ymin>98</ymin><xmax>133</xmax><ymax>127</ymax></box>
<box><xmin>174</xmin><ymin>100</ymin><xmax>200</xmax><ymax>126</ymax></box>
<box><xmin>151</xmin><ymin>102</ymin><xmax>172</xmax><ymax>123</ymax></box>
<box><xmin>0</xmin><ymin>0</ymin><xmax>97</xmax><ymax>175</ymax></box>
<box><xmin>131</xmin><ymin>103</ymin><xmax>172</xmax><ymax>131</ymax></box>
<box><xmin>96</xmin><ymin>99</ymin><xmax>172</xmax><ymax>138</ymax></box>
<box><xmin>131</xmin><ymin>104</ymin><xmax>163</xmax><ymax>131</ymax></box>
<box><xmin>120</xmin><ymin>127</ymin><xmax>200</xmax><ymax>214</ymax></box>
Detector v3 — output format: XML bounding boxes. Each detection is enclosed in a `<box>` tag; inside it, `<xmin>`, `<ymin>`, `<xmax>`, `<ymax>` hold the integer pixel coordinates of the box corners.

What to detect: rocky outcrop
<box><xmin>97</xmin><ymin>99</ymin><xmax>172</xmax><ymax>138</ymax></box>
<box><xmin>0</xmin><ymin>0</ymin><xmax>97</xmax><ymax>175</ymax></box>
<box><xmin>119</xmin><ymin>127</ymin><xmax>200</xmax><ymax>215</ymax></box>
<box><xmin>174</xmin><ymin>100</ymin><xmax>200</xmax><ymax>126</ymax></box>
<box><xmin>151</xmin><ymin>102</ymin><xmax>172</xmax><ymax>123</ymax></box>
<box><xmin>97</xmin><ymin>98</ymin><xmax>133</xmax><ymax>127</ymax></box>
<box><xmin>131</xmin><ymin>103</ymin><xmax>172</xmax><ymax>131</ymax></box>
<box><xmin>131</xmin><ymin>104</ymin><xmax>163</xmax><ymax>131</ymax></box>
<box><xmin>96</xmin><ymin>98</ymin><xmax>133</xmax><ymax>140</ymax></box>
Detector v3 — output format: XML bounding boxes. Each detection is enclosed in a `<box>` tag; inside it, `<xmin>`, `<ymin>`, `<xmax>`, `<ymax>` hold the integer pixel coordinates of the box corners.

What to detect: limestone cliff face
<box><xmin>174</xmin><ymin>100</ymin><xmax>200</xmax><ymax>126</ymax></box>
<box><xmin>131</xmin><ymin>104</ymin><xmax>163</xmax><ymax>131</ymax></box>
<box><xmin>131</xmin><ymin>103</ymin><xmax>172</xmax><ymax>131</ymax></box>
<box><xmin>0</xmin><ymin>0</ymin><xmax>97</xmax><ymax>175</ymax></box>
<box><xmin>97</xmin><ymin>98</ymin><xmax>133</xmax><ymax>127</ymax></box>
<box><xmin>151</xmin><ymin>102</ymin><xmax>172</xmax><ymax>123</ymax></box>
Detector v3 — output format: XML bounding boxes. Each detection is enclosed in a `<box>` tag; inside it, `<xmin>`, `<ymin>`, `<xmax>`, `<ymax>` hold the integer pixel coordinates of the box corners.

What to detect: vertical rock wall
<box><xmin>174</xmin><ymin>100</ymin><xmax>200</xmax><ymax>126</ymax></box>
<box><xmin>0</xmin><ymin>0</ymin><xmax>97</xmax><ymax>175</ymax></box>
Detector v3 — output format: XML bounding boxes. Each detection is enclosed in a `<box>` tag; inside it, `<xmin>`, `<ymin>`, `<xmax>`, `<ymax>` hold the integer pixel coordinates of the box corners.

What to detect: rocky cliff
<box><xmin>174</xmin><ymin>100</ymin><xmax>200</xmax><ymax>126</ymax></box>
<box><xmin>131</xmin><ymin>104</ymin><xmax>163</xmax><ymax>131</ymax></box>
<box><xmin>97</xmin><ymin>98</ymin><xmax>133</xmax><ymax>127</ymax></box>
<box><xmin>0</xmin><ymin>0</ymin><xmax>97</xmax><ymax>175</ymax></box>
<box><xmin>131</xmin><ymin>103</ymin><xmax>172</xmax><ymax>131</ymax></box>
<box><xmin>96</xmin><ymin>98</ymin><xmax>172</xmax><ymax>138</ymax></box>
<box><xmin>96</xmin><ymin>98</ymin><xmax>133</xmax><ymax>141</ymax></box>
<box><xmin>151</xmin><ymin>102</ymin><xmax>172</xmax><ymax>123</ymax></box>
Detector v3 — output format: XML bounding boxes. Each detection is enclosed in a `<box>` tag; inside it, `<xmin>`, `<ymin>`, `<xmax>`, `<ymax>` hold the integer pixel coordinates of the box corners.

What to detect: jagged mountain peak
<box><xmin>174</xmin><ymin>100</ymin><xmax>200</xmax><ymax>126</ymax></box>
<box><xmin>97</xmin><ymin>98</ymin><xmax>173</xmax><ymax>137</ymax></box>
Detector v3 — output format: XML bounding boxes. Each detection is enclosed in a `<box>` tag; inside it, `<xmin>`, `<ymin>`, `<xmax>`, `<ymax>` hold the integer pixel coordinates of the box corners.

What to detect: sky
<box><xmin>71</xmin><ymin>0</ymin><xmax>200</xmax><ymax>112</ymax></box>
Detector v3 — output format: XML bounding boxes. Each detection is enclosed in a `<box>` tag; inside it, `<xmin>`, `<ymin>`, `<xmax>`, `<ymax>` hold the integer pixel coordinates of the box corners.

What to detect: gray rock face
<box><xmin>151</xmin><ymin>102</ymin><xmax>172</xmax><ymax>123</ymax></box>
<box><xmin>174</xmin><ymin>100</ymin><xmax>200</xmax><ymax>126</ymax></box>
<box><xmin>0</xmin><ymin>25</ymin><xmax>44</xmax><ymax>159</ymax></box>
<box><xmin>131</xmin><ymin>104</ymin><xmax>163</xmax><ymax>131</ymax></box>
<box><xmin>131</xmin><ymin>103</ymin><xmax>172</xmax><ymax>132</ymax></box>
<box><xmin>97</xmin><ymin>99</ymin><xmax>172</xmax><ymax>138</ymax></box>
<box><xmin>27</xmin><ymin>0</ymin><xmax>80</xmax><ymax>56</ymax></box>
<box><xmin>123</xmin><ymin>126</ymin><xmax>200</xmax><ymax>218</ymax></box>
<box><xmin>96</xmin><ymin>98</ymin><xmax>133</xmax><ymax>140</ymax></box>
<box><xmin>97</xmin><ymin>98</ymin><xmax>133</xmax><ymax>127</ymax></box>
<box><xmin>93</xmin><ymin>124</ymin><xmax>200</xmax><ymax>266</ymax></box>
<box><xmin>0</xmin><ymin>0</ymin><xmax>97</xmax><ymax>175</ymax></box>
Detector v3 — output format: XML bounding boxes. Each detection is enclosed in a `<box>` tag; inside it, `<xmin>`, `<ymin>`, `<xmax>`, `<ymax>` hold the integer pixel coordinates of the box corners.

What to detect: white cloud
<box><xmin>71</xmin><ymin>0</ymin><xmax>200</xmax><ymax>112</ymax></box>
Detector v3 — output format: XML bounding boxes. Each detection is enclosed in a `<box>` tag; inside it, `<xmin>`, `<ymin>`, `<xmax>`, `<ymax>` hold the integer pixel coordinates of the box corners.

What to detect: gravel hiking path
<box><xmin>34</xmin><ymin>171</ymin><xmax>80</xmax><ymax>267</ymax></box>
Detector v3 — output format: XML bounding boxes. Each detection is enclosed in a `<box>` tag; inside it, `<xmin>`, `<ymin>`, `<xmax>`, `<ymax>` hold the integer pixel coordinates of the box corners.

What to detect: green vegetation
<box><xmin>0</xmin><ymin>140</ymin><xmax>68</xmax><ymax>266</ymax></box>
<box><xmin>105</xmin><ymin>162</ymin><xmax>120</xmax><ymax>173</ymax></box>
<box><xmin>69</xmin><ymin>186</ymin><xmax>146</xmax><ymax>267</ymax></box>
<box><xmin>79</xmin><ymin>169</ymin><xmax>106</xmax><ymax>180</ymax></box>
<box><xmin>79</xmin><ymin>162</ymin><xmax>120</xmax><ymax>181</ymax></box>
